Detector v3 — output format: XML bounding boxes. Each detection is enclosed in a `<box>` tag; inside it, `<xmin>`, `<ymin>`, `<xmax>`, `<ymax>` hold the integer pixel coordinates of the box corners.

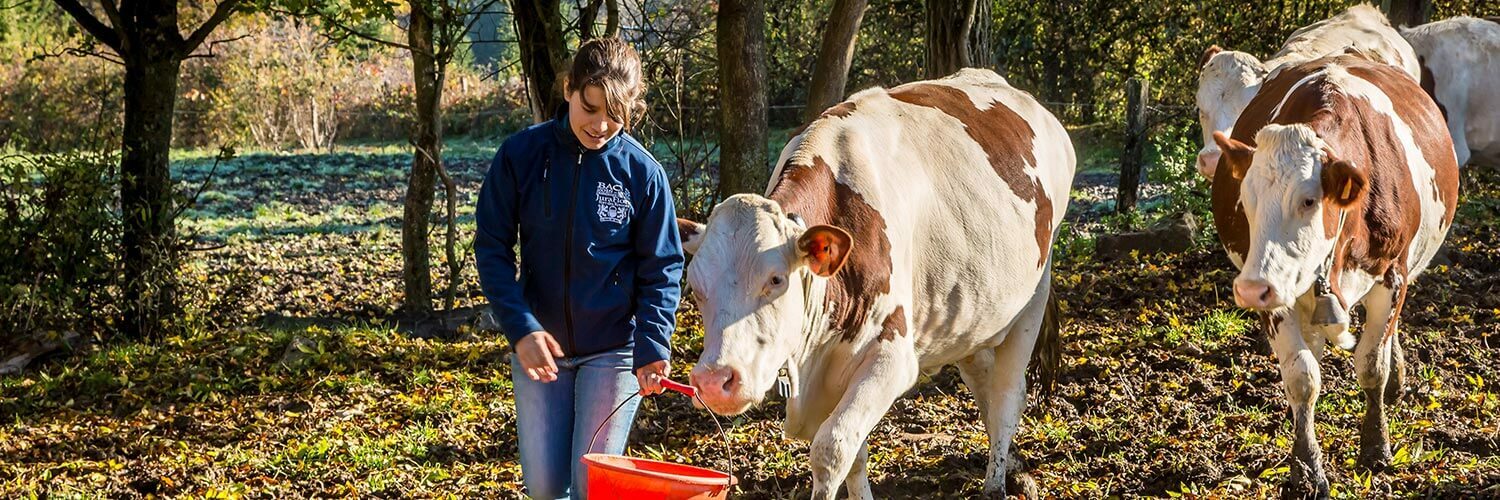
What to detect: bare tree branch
<box><xmin>180</xmin><ymin>0</ymin><xmax>242</xmax><ymax>57</ymax></box>
<box><xmin>183</xmin><ymin>33</ymin><xmax>251</xmax><ymax>59</ymax></box>
<box><xmin>51</xmin><ymin>0</ymin><xmax>123</xmax><ymax>52</ymax></box>
<box><xmin>98</xmin><ymin>0</ymin><xmax>127</xmax><ymax>44</ymax></box>
<box><xmin>264</xmin><ymin>6</ymin><xmax>420</xmax><ymax>54</ymax></box>
<box><xmin>461</xmin><ymin>0</ymin><xmax>504</xmax><ymax>38</ymax></box>
<box><xmin>30</xmin><ymin>40</ymin><xmax>125</xmax><ymax>65</ymax></box>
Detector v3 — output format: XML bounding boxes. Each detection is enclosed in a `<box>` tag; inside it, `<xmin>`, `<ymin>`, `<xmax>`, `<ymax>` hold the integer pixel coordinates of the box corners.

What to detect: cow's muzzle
<box><xmin>1196</xmin><ymin>148</ymin><xmax>1222</xmax><ymax>180</ymax></box>
<box><xmin>689</xmin><ymin>364</ymin><xmax>750</xmax><ymax>415</ymax></box>
<box><xmin>1233</xmin><ymin>277</ymin><xmax>1283</xmax><ymax>310</ymax></box>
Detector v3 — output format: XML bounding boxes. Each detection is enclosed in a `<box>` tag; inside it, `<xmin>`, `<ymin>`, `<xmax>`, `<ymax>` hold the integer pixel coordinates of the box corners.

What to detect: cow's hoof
<box><xmin>1003</xmin><ymin>470</ymin><xmax>1039</xmax><ymax>499</ymax></box>
<box><xmin>1283</xmin><ymin>459</ymin><xmax>1330</xmax><ymax>500</ymax></box>
<box><xmin>1280</xmin><ymin>478</ymin><xmax>1331</xmax><ymax>500</ymax></box>
<box><xmin>1359</xmin><ymin>446</ymin><xmax>1393</xmax><ymax>472</ymax></box>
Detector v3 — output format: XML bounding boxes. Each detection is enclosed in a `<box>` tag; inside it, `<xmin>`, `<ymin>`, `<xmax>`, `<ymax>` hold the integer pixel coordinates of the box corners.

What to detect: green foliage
<box><xmin>1136</xmin><ymin>307</ymin><xmax>1253</xmax><ymax>350</ymax></box>
<box><xmin>0</xmin><ymin>151</ymin><xmax>122</xmax><ymax>336</ymax></box>
<box><xmin>984</xmin><ymin>0</ymin><xmax>1497</xmax><ymax>127</ymax></box>
<box><xmin>765</xmin><ymin>0</ymin><xmax>925</xmax><ymax>127</ymax></box>
<box><xmin>0</xmin><ymin>1</ymin><xmax>124</xmax><ymax>153</ymax></box>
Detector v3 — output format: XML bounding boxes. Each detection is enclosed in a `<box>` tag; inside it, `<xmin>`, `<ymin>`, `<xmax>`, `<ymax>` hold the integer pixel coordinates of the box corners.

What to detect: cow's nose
<box><xmin>690</xmin><ymin>365</ymin><xmax>742</xmax><ymax>398</ymax></box>
<box><xmin>1197</xmin><ymin>149</ymin><xmax>1222</xmax><ymax>179</ymax></box>
<box><xmin>1233</xmin><ymin>278</ymin><xmax>1279</xmax><ymax>309</ymax></box>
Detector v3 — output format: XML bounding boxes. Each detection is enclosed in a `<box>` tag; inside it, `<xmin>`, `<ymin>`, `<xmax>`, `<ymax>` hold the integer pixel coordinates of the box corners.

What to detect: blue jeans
<box><xmin>511</xmin><ymin>346</ymin><xmax>641</xmax><ymax>500</ymax></box>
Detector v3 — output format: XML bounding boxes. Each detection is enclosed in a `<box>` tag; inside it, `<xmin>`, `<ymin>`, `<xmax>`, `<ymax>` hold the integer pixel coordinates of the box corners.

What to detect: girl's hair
<box><xmin>564</xmin><ymin>38</ymin><xmax>647</xmax><ymax>130</ymax></box>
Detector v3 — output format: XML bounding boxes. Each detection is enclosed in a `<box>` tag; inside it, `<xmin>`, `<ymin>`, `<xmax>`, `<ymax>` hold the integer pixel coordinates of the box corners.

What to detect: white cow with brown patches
<box><xmin>677</xmin><ymin>68</ymin><xmax>1074</xmax><ymax>499</ymax></box>
<box><xmin>1211</xmin><ymin>54</ymin><xmax>1458</xmax><ymax>497</ymax></box>
<box><xmin>1402</xmin><ymin>16</ymin><xmax>1500</xmax><ymax>168</ymax></box>
<box><xmin>1196</xmin><ymin>4</ymin><xmax>1421</xmax><ymax>179</ymax></box>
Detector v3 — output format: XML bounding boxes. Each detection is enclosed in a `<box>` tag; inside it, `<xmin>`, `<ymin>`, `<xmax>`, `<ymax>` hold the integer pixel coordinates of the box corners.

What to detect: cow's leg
<box><xmin>1269</xmin><ymin>310</ymin><xmax>1330</xmax><ymax>499</ymax></box>
<box><xmin>808</xmin><ymin>342</ymin><xmax>918</xmax><ymax>500</ymax></box>
<box><xmin>956</xmin><ymin>350</ymin><xmax>1001</xmax><ymax>485</ymax></box>
<box><xmin>1357</xmin><ymin>278</ymin><xmax>1407</xmax><ymax>471</ymax></box>
<box><xmin>1385</xmin><ymin>331</ymin><xmax>1406</xmax><ymax>404</ymax></box>
<box><xmin>1447</xmin><ymin>95</ymin><xmax>1472</xmax><ymax>167</ymax></box>
<box><xmin>960</xmin><ymin>292</ymin><xmax>1047</xmax><ymax>497</ymax></box>
<box><xmin>958</xmin><ymin>352</ymin><xmax>1037</xmax><ymax>500</ymax></box>
<box><xmin>842</xmin><ymin>440</ymin><xmax>873</xmax><ymax>500</ymax></box>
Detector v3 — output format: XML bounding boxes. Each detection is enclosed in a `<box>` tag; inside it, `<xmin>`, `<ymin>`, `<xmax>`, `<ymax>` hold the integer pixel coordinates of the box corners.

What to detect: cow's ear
<box><xmin>797</xmin><ymin>225</ymin><xmax>854</xmax><ymax>277</ymax></box>
<box><xmin>1320</xmin><ymin>149</ymin><xmax>1368</xmax><ymax>207</ymax></box>
<box><xmin>1200</xmin><ymin>45</ymin><xmax>1223</xmax><ymax>68</ymax></box>
<box><xmin>678</xmin><ymin>218</ymin><xmax>706</xmax><ymax>255</ymax></box>
<box><xmin>1213</xmin><ymin>131</ymin><xmax>1255</xmax><ymax>180</ymax></box>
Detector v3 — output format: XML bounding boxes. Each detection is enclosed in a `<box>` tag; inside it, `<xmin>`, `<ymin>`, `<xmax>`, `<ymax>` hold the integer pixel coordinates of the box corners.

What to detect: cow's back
<box><xmin>772</xmin><ymin>68</ymin><xmax>1075</xmax><ymax>368</ymax></box>
<box><xmin>1267</xmin><ymin>4</ymin><xmax>1421</xmax><ymax>79</ymax></box>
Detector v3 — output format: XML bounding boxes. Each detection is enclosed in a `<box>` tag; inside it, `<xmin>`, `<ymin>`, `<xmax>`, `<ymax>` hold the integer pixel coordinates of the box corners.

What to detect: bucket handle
<box><xmin>588</xmin><ymin>378</ymin><xmax>737</xmax><ymax>494</ymax></box>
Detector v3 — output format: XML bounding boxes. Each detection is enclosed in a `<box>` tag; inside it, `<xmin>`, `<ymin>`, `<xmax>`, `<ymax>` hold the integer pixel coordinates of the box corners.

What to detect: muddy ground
<box><xmin>1</xmin><ymin>149</ymin><xmax>1495</xmax><ymax>498</ymax></box>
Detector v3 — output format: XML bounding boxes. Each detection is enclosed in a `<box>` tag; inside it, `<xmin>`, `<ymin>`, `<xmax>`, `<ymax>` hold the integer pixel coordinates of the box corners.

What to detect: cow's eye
<box><xmin>769</xmin><ymin>276</ymin><xmax>785</xmax><ymax>287</ymax></box>
<box><xmin>1302</xmin><ymin>198</ymin><xmax>1317</xmax><ymax>209</ymax></box>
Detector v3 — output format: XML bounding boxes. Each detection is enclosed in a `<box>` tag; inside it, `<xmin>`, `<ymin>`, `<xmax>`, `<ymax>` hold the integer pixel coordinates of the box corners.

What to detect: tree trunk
<box><xmin>968</xmin><ymin>0</ymin><xmax>994</xmax><ymax>70</ymax></box>
<box><xmin>403</xmin><ymin>5</ymin><xmax>444</xmax><ymax>317</ymax></box>
<box><xmin>54</xmin><ymin>0</ymin><xmax>240</xmax><ymax>338</ymax></box>
<box><xmin>716</xmin><ymin>0</ymin><xmax>769</xmax><ymax>199</ymax></box>
<box><xmin>803</xmin><ymin>0</ymin><xmax>868</xmax><ymax>123</ymax></box>
<box><xmin>604</xmin><ymin>0</ymin><xmax>619</xmax><ymax>38</ymax></box>
<box><xmin>115</xmin><ymin>1</ymin><xmax>188</xmax><ymax>339</ymax></box>
<box><xmin>924</xmin><ymin>0</ymin><xmax>977</xmax><ymax>79</ymax></box>
<box><xmin>579</xmin><ymin>0</ymin><xmax>601</xmax><ymax>40</ymax></box>
<box><xmin>1381</xmin><ymin>0</ymin><xmax>1431</xmax><ymax>27</ymax></box>
<box><xmin>119</xmin><ymin>51</ymin><xmax>184</xmax><ymax>338</ymax></box>
<box><xmin>512</xmin><ymin>0</ymin><xmax>568</xmax><ymax>122</ymax></box>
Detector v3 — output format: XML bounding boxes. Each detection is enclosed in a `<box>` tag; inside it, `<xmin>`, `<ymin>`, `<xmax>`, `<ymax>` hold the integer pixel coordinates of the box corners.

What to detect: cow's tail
<box><xmin>1027</xmin><ymin>283</ymin><xmax>1063</xmax><ymax>402</ymax></box>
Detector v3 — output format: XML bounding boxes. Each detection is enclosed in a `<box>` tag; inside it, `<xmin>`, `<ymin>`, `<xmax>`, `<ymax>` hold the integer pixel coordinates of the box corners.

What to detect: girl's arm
<box><xmin>475</xmin><ymin>145</ymin><xmax>544</xmax><ymax>343</ymax></box>
<box><xmin>631</xmin><ymin>166</ymin><xmax>685</xmax><ymax>371</ymax></box>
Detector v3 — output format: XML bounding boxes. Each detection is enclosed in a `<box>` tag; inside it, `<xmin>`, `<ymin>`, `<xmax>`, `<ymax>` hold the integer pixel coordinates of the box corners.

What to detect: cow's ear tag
<box><xmin>776</xmin><ymin>367</ymin><xmax>791</xmax><ymax>399</ymax></box>
<box><xmin>798</xmin><ymin>225</ymin><xmax>853</xmax><ymax>277</ymax></box>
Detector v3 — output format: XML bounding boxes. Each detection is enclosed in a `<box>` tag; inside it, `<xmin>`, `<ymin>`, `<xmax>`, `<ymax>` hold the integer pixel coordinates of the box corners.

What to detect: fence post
<box><xmin>1117</xmin><ymin>77</ymin><xmax>1150</xmax><ymax>215</ymax></box>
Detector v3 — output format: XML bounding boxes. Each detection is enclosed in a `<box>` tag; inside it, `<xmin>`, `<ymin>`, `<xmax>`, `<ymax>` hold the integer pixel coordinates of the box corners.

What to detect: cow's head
<box><xmin>679</xmin><ymin>194</ymin><xmax>852</xmax><ymax>415</ymax></box>
<box><xmin>1196</xmin><ymin>46</ymin><xmax>1268</xmax><ymax>179</ymax></box>
<box><xmin>1215</xmin><ymin>125</ymin><xmax>1367</xmax><ymax>311</ymax></box>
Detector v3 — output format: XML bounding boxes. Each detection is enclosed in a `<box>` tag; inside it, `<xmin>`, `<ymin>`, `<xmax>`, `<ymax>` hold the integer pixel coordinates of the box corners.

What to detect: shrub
<box><xmin>0</xmin><ymin>151</ymin><xmax>122</xmax><ymax>337</ymax></box>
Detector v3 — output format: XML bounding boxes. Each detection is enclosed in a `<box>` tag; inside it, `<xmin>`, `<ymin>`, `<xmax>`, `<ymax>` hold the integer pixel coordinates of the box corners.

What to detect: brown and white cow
<box><xmin>1402</xmin><ymin>16</ymin><xmax>1500</xmax><ymax>168</ymax></box>
<box><xmin>677</xmin><ymin>68</ymin><xmax>1074</xmax><ymax>499</ymax></box>
<box><xmin>1196</xmin><ymin>4</ymin><xmax>1421</xmax><ymax>179</ymax></box>
<box><xmin>1210</xmin><ymin>54</ymin><xmax>1458</xmax><ymax>497</ymax></box>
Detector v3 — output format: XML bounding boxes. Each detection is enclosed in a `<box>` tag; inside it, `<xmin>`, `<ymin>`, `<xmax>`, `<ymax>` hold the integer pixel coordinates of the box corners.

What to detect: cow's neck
<box><xmin>781</xmin><ymin>269</ymin><xmax>855</xmax><ymax>439</ymax></box>
<box><xmin>790</xmin><ymin>268</ymin><xmax>841</xmax><ymax>369</ymax></box>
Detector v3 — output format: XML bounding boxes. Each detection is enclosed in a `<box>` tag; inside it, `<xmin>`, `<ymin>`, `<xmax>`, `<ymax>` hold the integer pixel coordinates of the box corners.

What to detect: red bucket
<box><xmin>581</xmin><ymin>379</ymin><xmax>736</xmax><ymax>499</ymax></box>
<box><xmin>582</xmin><ymin>453</ymin><xmax>734</xmax><ymax>499</ymax></box>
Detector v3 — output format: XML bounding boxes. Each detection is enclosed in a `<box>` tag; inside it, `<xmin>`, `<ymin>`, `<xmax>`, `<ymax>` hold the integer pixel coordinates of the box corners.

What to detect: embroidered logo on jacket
<box><xmin>596</xmin><ymin>182</ymin><xmax>631</xmax><ymax>224</ymax></box>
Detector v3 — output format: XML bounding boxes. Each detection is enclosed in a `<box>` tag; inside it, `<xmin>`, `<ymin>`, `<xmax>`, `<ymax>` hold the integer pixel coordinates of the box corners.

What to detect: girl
<box><xmin>474</xmin><ymin>38</ymin><xmax>683</xmax><ymax>499</ymax></box>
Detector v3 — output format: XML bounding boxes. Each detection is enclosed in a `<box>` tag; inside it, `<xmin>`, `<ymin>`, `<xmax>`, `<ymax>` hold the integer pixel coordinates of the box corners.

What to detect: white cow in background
<box><xmin>1196</xmin><ymin>4</ymin><xmax>1421</xmax><ymax>179</ymax></box>
<box><xmin>1402</xmin><ymin>16</ymin><xmax>1500</xmax><ymax>168</ymax></box>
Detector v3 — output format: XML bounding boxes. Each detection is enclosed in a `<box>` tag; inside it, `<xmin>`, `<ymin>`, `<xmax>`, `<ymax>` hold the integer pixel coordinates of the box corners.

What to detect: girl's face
<box><xmin>568</xmin><ymin>85</ymin><xmax>624</xmax><ymax>150</ymax></box>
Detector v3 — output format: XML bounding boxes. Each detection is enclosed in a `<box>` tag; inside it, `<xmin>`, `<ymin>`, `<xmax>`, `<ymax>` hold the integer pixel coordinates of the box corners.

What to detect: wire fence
<box><xmin>156</xmin><ymin>75</ymin><xmax>1194</xmax><ymax>216</ymax></box>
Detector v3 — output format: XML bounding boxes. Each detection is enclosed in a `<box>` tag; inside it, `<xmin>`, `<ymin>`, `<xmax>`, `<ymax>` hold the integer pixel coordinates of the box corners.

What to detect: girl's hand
<box><xmin>636</xmin><ymin>360</ymin><xmax>671</xmax><ymax>396</ymax></box>
<box><xmin>517</xmin><ymin>331</ymin><xmax>564</xmax><ymax>382</ymax></box>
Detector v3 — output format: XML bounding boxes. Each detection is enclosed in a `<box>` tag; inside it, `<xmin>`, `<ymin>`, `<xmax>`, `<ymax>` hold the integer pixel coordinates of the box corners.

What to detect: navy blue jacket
<box><xmin>475</xmin><ymin>114</ymin><xmax>683</xmax><ymax>370</ymax></box>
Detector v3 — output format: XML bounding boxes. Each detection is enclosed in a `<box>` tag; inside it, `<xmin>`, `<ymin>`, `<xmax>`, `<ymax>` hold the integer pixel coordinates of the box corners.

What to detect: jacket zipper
<box><xmin>561</xmin><ymin>148</ymin><xmax>584</xmax><ymax>355</ymax></box>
